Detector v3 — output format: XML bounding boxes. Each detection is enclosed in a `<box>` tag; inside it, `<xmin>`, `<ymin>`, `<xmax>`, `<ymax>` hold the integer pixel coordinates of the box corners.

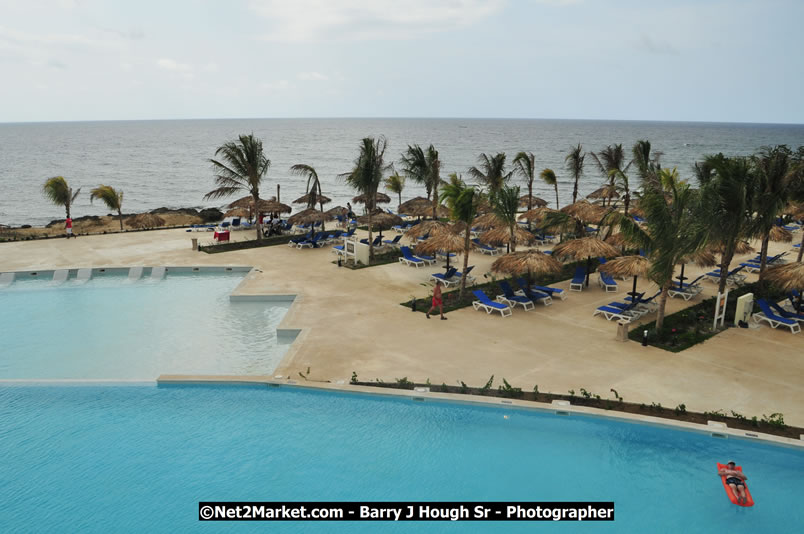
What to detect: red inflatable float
<box><xmin>717</xmin><ymin>463</ymin><xmax>754</xmax><ymax>507</ymax></box>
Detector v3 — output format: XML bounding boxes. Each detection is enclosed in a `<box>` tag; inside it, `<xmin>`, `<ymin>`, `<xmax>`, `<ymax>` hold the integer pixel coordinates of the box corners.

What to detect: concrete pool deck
<box><xmin>1</xmin><ymin>227</ymin><xmax>802</xmax><ymax>426</ymax></box>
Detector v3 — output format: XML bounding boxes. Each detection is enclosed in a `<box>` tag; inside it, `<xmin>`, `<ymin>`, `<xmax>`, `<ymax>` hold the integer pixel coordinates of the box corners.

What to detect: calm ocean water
<box><xmin>1</xmin><ymin>118</ymin><xmax>803</xmax><ymax>226</ymax></box>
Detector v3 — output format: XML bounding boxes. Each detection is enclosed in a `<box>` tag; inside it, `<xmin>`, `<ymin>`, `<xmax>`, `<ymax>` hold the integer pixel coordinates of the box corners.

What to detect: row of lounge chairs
<box><xmin>290</xmin><ymin>229</ymin><xmax>356</xmax><ymax>249</ymax></box>
<box><xmin>753</xmin><ymin>298</ymin><xmax>802</xmax><ymax>334</ymax></box>
<box><xmin>429</xmin><ymin>266</ymin><xmax>475</xmax><ymax>287</ymax></box>
<box><xmin>471</xmin><ymin>280</ymin><xmax>566</xmax><ymax>317</ymax></box>
<box><xmin>593</xmin><ymin>290</ymin><xmax>662</xmax><ymax>323</ymax></box>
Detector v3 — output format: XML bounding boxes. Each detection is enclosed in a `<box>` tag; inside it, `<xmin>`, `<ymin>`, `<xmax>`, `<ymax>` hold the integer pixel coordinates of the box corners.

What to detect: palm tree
<box><xmin>400</xmin><ymin>144</ymin><xmax>441</xmax><ymax>220</ymax></box>
<box><xmin>385</xmin><ymin>171</ymin><xmax>405</xmax><ymax>209</ymax></box>
<box><xmin>42</xmin><ymin>176</ymin><xmax>81</xmax><ymax>219</ymax></box>
<box><xmin>590</xmin><ymin>144</ymin><xmax>631</xmax><ymax>207</ymax></box>
<box><xmin>440</xmin><ymin>178</ymin><xmax>482</xmax><ymax>297</ymax></box>
<box><xmin>540</xmin><ymin>168</ymin><xmax>559</xmax><ymax>209</ymax></box>
<box><xmin>468</xmin><ymin>152</ymin><xmax>511</xmax><ymax>197</ymax></box>
<box><xmin>89</xmin><ymin>185</ymin><xmax>124</xmax><ymax>231</ymax></box>
<box><xmin>289</xmin><ymin>163</ymin><xmax>327</xmax><ymax>230</ymax></box>
<box><xmin>565</xmin><ymin>143</ymin><xmax>585</xmax><ymax>204</ymax></box>
<box><xmin>491</xmin><ymin>185</ymin><xmax>521</xmax><ymax>252</ymax></box>
<box><xmin>607</xmin><ymin>168</ymin><xmax>632</xmax><ymax>216</ymax></box>
<box><xmin>750</xmin><ymin>145</ymin><xmax>795</xmax><ymax>277</ymax></box>
<box><xmin>616</xmin><ymin>169</ymin><xmax>707</xmax><ymax>331</ymax></box>
<box><xmin>341</xmin><ymin>136</ymin><xmax>387</xmax><ymax>261</ymax></box>
<box><xmin>204</xmin><ymin>134</ymin><xmax>271</xmax><ymax>239</ymax></box>
<box><xmin>698</xmin><ymin>154</ymin><xmax>757</xmax><ymax>295</ymax></box>
<box><xmin>512</xmin><ymin>151</ymin><xmax>537</xmax><ymax>210</ymax></box>
<box><xmin>632</xmin><ymin>140</ymin><xmax>662</xmax><ymax>188</ymax></box>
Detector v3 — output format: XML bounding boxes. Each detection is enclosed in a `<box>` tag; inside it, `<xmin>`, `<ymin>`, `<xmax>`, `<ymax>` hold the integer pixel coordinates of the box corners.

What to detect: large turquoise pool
<box><xmin>1</xmin><ymin>384</ymin><xmax>801</xmax><ymax>533</ymax></box>
<box><xmin>0</xmin><ymin>272</ymin><xmax>291</xmax><ymax>379</ymax></box>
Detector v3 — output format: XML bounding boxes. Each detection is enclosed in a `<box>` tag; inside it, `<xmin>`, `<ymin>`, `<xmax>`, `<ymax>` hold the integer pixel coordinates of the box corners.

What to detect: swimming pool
<box><xmin>0</xmin><ymin>271</ymin><xmax>292</xmax><ymax>379</ymax></box>
<box><xmin>1</xmin><ymin>384</ymin><xmax>801</xmax><ymax>533</ymax></box>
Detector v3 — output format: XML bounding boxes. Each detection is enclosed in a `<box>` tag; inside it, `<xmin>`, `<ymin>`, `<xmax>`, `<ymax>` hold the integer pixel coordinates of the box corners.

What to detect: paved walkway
<box><xmin>2</xmin><ymin>228</ymin><xmax>802</xmax><ymax>426</ymax></box>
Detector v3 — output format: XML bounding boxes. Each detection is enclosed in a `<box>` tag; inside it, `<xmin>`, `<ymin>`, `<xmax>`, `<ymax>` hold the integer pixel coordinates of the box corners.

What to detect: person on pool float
<box><xmin>718</xmin><ymin>461</ymin><xmax>748</xmax><ymax>504</ymax></box>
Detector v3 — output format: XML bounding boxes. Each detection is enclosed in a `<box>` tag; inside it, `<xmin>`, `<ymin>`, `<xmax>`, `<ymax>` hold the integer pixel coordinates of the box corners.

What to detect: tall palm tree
<box><xmin>491</xmin><ymin>185</ymin><xmax>521</xmax><ymax>252</ymax></box>
<box><xmin>565</xmin><ymin>143</ymin><xmax>585</xmax><ymax>204</ymax></box>
<box><xmin>540</xmin><ymin>168</ymin><xmax>559</xmax><ymax>209</ymax></box>
<box><xmin>341</xmin><ymin>136</ymin><xmax>387</xmax><ymax>261</ymax></box>
<box><xmin>750</xmin><ymin>145</ymin><xmax>795</xmax><ymax>277</ymax></box>
<box><xmin>632</xmin><ymin>139</ymin><xmax>662</xmax><ymax>188</ymax></box>
<box><xmin>590</xmin><ymin>144</ymin><xmax>631</xmax><ymax>207</ymax></box>
<box><xmin>698</xmin><ymin>154</ymin><xmax>757</xmax><ymax>295</ymax></box>
<box><xmin>42</xmin><ymin>176</ymin><xmax>81</xmax><ymax>220</ymax></box>
<box><xmin>204</xmin><ymin>133</ymin><xmax>271</xmax><ymax>239</ymax></box>
<box><xmin>289</xmin><ymin>163</ymin><xmax>327</xmax><ymax>230</ymax></box>
<box><xmin>512</xmin><ymin>151</ymin><xmax>537</xmax><ymax>210</ymax></box>
<box><xmin>89</xmin><ymin>185</ymin><xmax>124</xmax><ymax>231</ymax></box>
<box><xmin>440</xmin><ymin>178</ymin><xmax>482</xmax><ymax>297</ymax></box>
<box><xmin>468</xmin><ymin>152</ymin><xmax>511</xmax><ymax>197</ymax></box>
<box><xmin>616</xmin><ymin>168</ymin><xmax>707</xmax><ymax>331</ymax></box>
<box><xmin>384</xmin><ymin>172</ymin><xmax>405</xmax><ymax>209</ymax></box>
<box><xmin>607</xmin><ymin>169</ymin><xmax>632</xmax><ymax>216</ymax></box>
<box><xmin>400</xmin><ymin>144</ymin><xmax>441</xmax><ymax>219</ymax></box>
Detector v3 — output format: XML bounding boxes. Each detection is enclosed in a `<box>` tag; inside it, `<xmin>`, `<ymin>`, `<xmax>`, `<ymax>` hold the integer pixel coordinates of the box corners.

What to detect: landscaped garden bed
<box><xmin>198</xmin><ymin>234</ymin><xmax>295</xmax><ymax>253</ymax></box>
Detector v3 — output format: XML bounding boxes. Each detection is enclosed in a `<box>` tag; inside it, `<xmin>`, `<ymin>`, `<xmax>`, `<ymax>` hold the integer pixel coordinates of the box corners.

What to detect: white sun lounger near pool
<box><xmin>76</xmin><ymin>268</ymin><xmax>92</xmax><ymax>284</ymax></box>
<box><xmin>0</xmin><ymin>272</ymin><xmax>15</xmax><ymax>288</ymax></box>
<box><xmin>128</xmin><ymin>266</ymin><xmax>144</xmax><ymax>281</ymax></box>
<box><xmin>52</xmin><ymin>269</ymin><xmax>69</xmax><ymax>285</ymax></box>
<box><xmin>150</xmin><ymin>266</ymin><xmax>166</xmax><ymax>280</ymax></box>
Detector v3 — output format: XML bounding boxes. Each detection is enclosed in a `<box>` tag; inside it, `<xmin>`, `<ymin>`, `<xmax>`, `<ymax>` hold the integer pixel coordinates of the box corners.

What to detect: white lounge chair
<box><xmin>472</xmin><ymin>290</ymin><xmax>513</xmax><ymax>317</ymax></box>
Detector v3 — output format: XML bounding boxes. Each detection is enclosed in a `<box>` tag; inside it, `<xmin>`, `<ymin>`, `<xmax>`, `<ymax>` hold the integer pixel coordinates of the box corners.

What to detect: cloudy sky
<box><xmin>1</xmin><ymin>0</ymin><xmax>801</xmax><ymax>123</ymax></box>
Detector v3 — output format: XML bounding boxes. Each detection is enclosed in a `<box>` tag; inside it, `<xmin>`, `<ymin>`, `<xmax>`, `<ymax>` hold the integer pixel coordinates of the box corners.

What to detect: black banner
<box><xmin>199</xmin><ymin>501</ymin><xmax>614</xmax><ymax>521</ymax></box>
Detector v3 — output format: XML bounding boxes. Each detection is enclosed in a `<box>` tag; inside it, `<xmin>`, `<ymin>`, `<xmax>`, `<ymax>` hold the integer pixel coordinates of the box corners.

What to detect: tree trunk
<box><xmin>655</xmin><ymin>283</ymin><xmax>671</xmax><ymax>331</ymax></box>
<box><xmin>254</xmin><ymin>193</ymin><xmax>263</xmax><ymax>239</ymax></box>
<box><xmin>758</xmin><ymin>232</ymin><xmax>770</xmax><ymax>279</ymax></box>
<box><xmin>510</xmin><ymin>225</ymin><xmax>517</xmax><ymax>253</ymax></box>
<box><xmin>117</xmin><ymin>209</ymin><xmax>123</xmax><ymax>231</ymax></box>
<box><xmin>717</xmin><ymin>249</ymin><xmax>735</xmax><ymax>295</ymax></box>
<box><xmin>798</xmin><ymin>231</ymin><xmax>804</xmax><ymax>263</ymax></box>
<box><xmin>572</xmin><ymin>177</ymin><xmax>578</xmax><ymax>204</ymax></box>
<box><xmin>527</xmin><ymin>181</ymin><xmax>533</xmax><ymax>231</ymax></box>
<box><xmin>367</xmin><ymin>211</ymin><xmax>374</xmax><ymax>262</ymax></box>
<box><xmin>66</xmin><ymin>189</ymin><xmax>72</xmax><ymax>219</ymax></box>
<box><xmin>459</xmin><ymin>228</ymin><xmax>471</xmax><ymax>298</ymax></box>
<box><xmin>276</xmin><ymin>184</ymin><xmax>280</xmax><ymax>203</ymax></box>
<box><xmin>554</xmin><ymin>185</ymin><xmax>559</xmax><ymax>210</ymax></box>
<box><xmin>623</xmin><ymin>191</ymin><xmax>630</xmax><ymax>217</ymax></box>
<box><xmin>432</xmin><ymin>183</ymin><xmax>439</xmax><ymax>220</ymax></box>
<box><xmin>398</xmin><ymin>192</ymin><xmax>401</xmax><ymax>208</ymax></box>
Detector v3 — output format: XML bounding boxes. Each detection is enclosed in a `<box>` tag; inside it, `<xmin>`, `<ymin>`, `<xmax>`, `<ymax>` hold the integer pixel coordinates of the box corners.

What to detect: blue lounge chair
<box><xmin>569</xmin><ymin>266</ymin><xmax>586</xmax><ymax>291</ymax></box>
<box><xmin>593</xmin><ymin>305</ymin><xmax>632</xmax><ymax>323</ymax></box>
<box><xmin>453</xmin><ymin>265</ymin><xmax>475</xmax><ymax>283</ymax></box>
<box><xmin>668</xmin><ymin>274</ymin><xmax>706</xmax><ymax>300</ymax></box>
<box><xmin>288</xmin><ymin>231</ymin><xmax>313</xmax><ymax>247</ymax></box>
<box><xmin>472</xmin><ymin>290</ymin><xmax>513</xmax><ymax>317</ymax></box>
<box><xmin>768</xmin><ymin>301</ymin><xmax>804</xmax><ymax>322</ymax></box>
<box><xmin>598</xmin><ymin>272</ymin><xmax>618</xmax><ymax>292</ymax></box>
<box><xmin>430</xmin><ymin>267</ymin><xmax>459</xmax><ymax>287</ymax></box>
<box><xmin>399</xmin><ymin>246</ymin><xmax>434</xmax><ymax>267</ymax></box>
<box><xmin>604</xmin><ymin>300</ymin><xmax>648</xmax><ymax>319</ymax></box>
<box><xmin>341</xmin><ymin>228</ymin><xmax>356</xmax><ymax>239</ymax></box>
<box><xmin>472</xmin><ymin>238</ymin><xmax>499</xmax><ymax>256</ymax></box>
<box><xmin>624</xmin><ymin>289</ymin><xmax>662</xmax><ymax>313</ymax></box>
<box><xmin>297</xmin><ymin>232</ymin><xmax>325</xmax><ymax>249</ymax></box>
<box><xmin>496</xmin><ymin>281</ymin><xmax>535</xmax><ymax>310</ymax></box>
<box><xmin>360</xmin><ymin>236</ymin><xmax>383</xmax><ymax>247</ymax></box>
<box><xmin>516</xmin><ymin>278</ymin><xmax>567</xmax><ymax>301</ymax></box>
<box><xmin>705</xmin><ymin>265</ymin><xmax>747</xmax><ymax>286</ymax></box>
<box><xmin>753</xmin><ymin>299</ymin><xmax>801</xmax><ymax>334</ymax></box>
<box><xmin>508</xmin><ymin>280</ymin><xmax>551</xmax><ymax>306</ymax></box>
<box><xmin>417</xmin><ymin>252</ymin><xmax>437</xmax><ymax>264</ymax></box>
<box><xmin>383</xmin><ymin>234</ymin><xmax>402</xmax><ymax>247</ymax></box>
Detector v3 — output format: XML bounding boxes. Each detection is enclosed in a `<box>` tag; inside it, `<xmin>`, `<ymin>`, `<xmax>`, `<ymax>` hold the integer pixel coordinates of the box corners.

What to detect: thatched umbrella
<box><xmin>352</xmin><ymin>192</ymin><xmax>391</xmax><ymax>205</ymax></box>
<box><xmin>560</xmin><ymin>200</ymin><xmax>609</xmax><ymax>224</ymax></box>
<box><xmin>472</xmin><ymin>213</ymin><xmax>503</xmax><ymax>230</ymax></box>
<box><xmin>674</xmin><ymin>249</ymin><xmax>717</xmax><ymax>289</ymax></box>
<box><xmin>518</xmin><ymin>194</ymin><xmax>548</xmax><ymax>208</ymax></box>
<box><xmin>357</xmin><ymin>211</ymin><xmax>402</xmax><ymax>239</ymax></box>
<box><xmin>287</xmin><ymin>208</ymin><xmax>333</xmax><ymax>226</ymax></box>
<box><xmin>478</xmin><ymin>226</ymin><xmax>537</xmax><ymax>252</ymax></box>
<box><xmin>764</xmin><ymin>262</ymin><xmax>804</xmax><ymax>311</ymax></box>
<box><xmin>403</xmin><ymin>203</ymin><xmax>449</xmax><ymax>218</ymax></box>
<box><xmin>769</xmin><ymin>225</ymin><xmax>793</xmax><ymax>243</ymax></box>
<box><xmin>293</xmin><ymin>193</ymin><xmax>332</xmax><ymax>206</ymax></box>
<box><xmin>491</xmin><ymin>250</ymin><xmax>563</xmax><ymax>288</ymax></box>
<box><xmin>415</xmin><ymin>227</ymin><xmax>465</xmax><ymax>269</ymax></box>
<box><xmin>552</xmin><ymin>237</ymin><xmax>619</xmax><ymax>287</ymax></box>
<box><xmin>518</xmin><ymin>207</ymin><xmax>558</xmax><ymax>223</ymax></box>
<box><xmin>405</xmin><ymin>220</ymin><xmax>448</xmax><ymax>240</ymax></box>
<box><xmin>450</xmin><ymin>221</ymin><xmax>469</xmax><ymax>235</ymax></box>
<box><xmin>325</xmin><ymin>206</ymin><xmax>349</xmax><ymax>217</ymax></box>
<box><xmin>223</xmin><ymin>207</ymin><xmax>250</xmax><ymax>219</ymax></box>
<box><xmin>126</xmin><ymin>213</ymin><xmax>165</xmax><ymax>229</ymax></box>
<box><xmin>398</xmin><ymin>196</ymin><xmax>432</xmax><ymax>215</ymax></box>
<box><xmin>605</xmin><ymin>232</ymin><xmax>628</xmax><ymax>248</ymax></box>
<box><xmin>599</xmin><ymin>255</ymin><xmax>650</xmax><ymax>300</ymax></box>
<box><xmin>586</xmin><ymin>185</ymin><xmax>620</xmax><ymax>201</ymax></box>
<box><xmin>259</xmin><ymin>200</ymin><xmax>291</xmax><ymax>214</ymax></box>
<box><xmin>227</xmin><ymin>195</ymin><xmax>256</xmax><ymax>209</ymax></box>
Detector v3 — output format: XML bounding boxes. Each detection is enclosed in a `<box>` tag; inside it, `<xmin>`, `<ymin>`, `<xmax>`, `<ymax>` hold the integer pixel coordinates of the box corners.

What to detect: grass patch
<box><xmin>198</xmin><ymin>234</ymin><xmax>294</xmax><ymax>253</ymax></box>
<box><xmin>628</xmin><ymin>281</ymin><xmax>788</xmax><ymax>352</ymax></box>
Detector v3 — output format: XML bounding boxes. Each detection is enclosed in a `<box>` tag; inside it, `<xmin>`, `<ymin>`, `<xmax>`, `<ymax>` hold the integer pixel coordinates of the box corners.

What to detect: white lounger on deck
<box><xmin>128</xmin><ymin>266</ymin><xmax>144</xmax><ymax>281</ymax></box>
<box><xmin>150</xmin><ymin>266</ymin><xmax>166</xmax><ymax>280</ymax></box>
<box><xmin>75</xmin><ymin>268</ymin><xmax>92</xmax><ymax>284</ymax></box>
<box><xmin>0</xmin><ymin>272</ymin><xmax>15</xmax><ymax>288</ymax></box>
<box><xmin>52</xmin><ymin>269</ymin><xmax>69</xmax><ymax>285</ymax></box>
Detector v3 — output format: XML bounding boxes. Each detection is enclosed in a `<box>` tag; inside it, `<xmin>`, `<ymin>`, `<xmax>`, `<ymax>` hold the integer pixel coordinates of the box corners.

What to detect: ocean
<box><xmin>1</xmin><ymin>118</ymin><xmax>803</xmax><ymax>227</ymax></box>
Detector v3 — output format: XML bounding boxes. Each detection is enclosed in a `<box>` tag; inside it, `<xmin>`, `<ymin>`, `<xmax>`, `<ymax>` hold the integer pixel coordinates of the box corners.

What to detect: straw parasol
<box><xmin>478</xmin><ymin>226</ymin><xmax>537</xmax><ymax>251</ymax></box>
<box><xmin>518</xmin><ymin>194</ymin><xmax>548</xmax><ymax>208</ymax></box>
<box><xmin>293</xmin><ymin>193</ymin><xmax>332</xmax><ymax>206</ymax></box>
<box><xmin>711</xmin><ymin>241</ymin><xmax>755</xmax><ymax>256</ymax></box>
<box><xmin>405</xmin><ymin>220</ymin><xmax>449</xmax><ymax>239</ymax></box>
<box><xmin>605</xmin><ymin>232</ymin><xmax>628</xmax><ymax>248</ymax></box>
<box><xmin>126</xmin><ymin>213</ymin><xmax>165</xmax><ymax>229</ymax></box>
<box><xmin>673</xmin><ymin>249</ymin><xmax>718</xmax><ymax>289</ymax></box>
<box><xmin>415</xmin><ymin>227</ymin><xmax>465</xmax><ymax>269</ymax></box>
<box><xmin>472</xmin><ymin>213</ymin><xmax>503</xmax><ymax>230</ymax></box>
<box><xmin>586</xmin><ymin>185</ymin><xmax>620</xmax><ymax>201</ymax></box>
<box><xmin>223</xmin><ymin>207</ymin><xmax>250</xmax><ymax>219</ymax></box>
<box><xmin>357</xmin><ymin>211</ymin><xmax>402</xmax><ymax>239</ymax></box>
<box><xmin>287</xmin><ymin>208</ymin><xmax>333</xmax><ymax>226</ymax></box>
<box><xmin>402</xmin><ymin>203</ymin><xmax>449</xmax><ymax>218</ymax></box>
<box><xmin>352</xmin><ymin>192</ymin><xmax>391</xmax><ymax>205</ymax></box>
<box><xmin>769</xmin><ymin>225</ymin><xmax>793</xmax><ymax>243</ymax></box>
<box><xmin>764</xmin><ymin>262</ymin><xmax>804</xmax><ymax>311</ymax></box>
<box><xmin>398</xmin><ymin>196</ymin><xmax>432</xmax><ymax>215</ymax></box>
<box><xmin>552</xmin><ymin>237</ymin><xmax>619</xmax><ymax>287</ymax></box>
<box><xmin>561</xmin><ymin>200</ymin><xmax>609</xmax><ymax>224</ymax></box>
<box><xmin>325</xmin><ymin>206</ymin><xmax>349</xmax><ymax>217</ymax></box>
<box><xmin>491</xmin><ymin>249</ymin><xmax>563</xmax><ymax>288</ymax></box>
<box><xmin>518</xmin><ymin>206</ymin><xmax>558</xmax><ymax>223</ymax></box>
<box><xmin>227</xmin><ymin>195</ymin><xmax>256</xmax><ymax>209</ymax></box>
<box><xmin>599</xmin><ymin>255</ymin><xmax>650</xmax><ymax>300</ymax></box>
<box><xmin>258</xmin><ymin>200</ymin><xmax>291</xmax><ymax>214</ymax></box>
<box><xmin>450</xmin><ymin>221</ymin><xmax>469</xmax><ymax>235</ymax></box>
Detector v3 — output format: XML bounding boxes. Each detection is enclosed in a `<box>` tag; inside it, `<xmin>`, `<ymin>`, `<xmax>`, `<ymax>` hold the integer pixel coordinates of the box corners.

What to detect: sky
<box><xmin>0</xmin><ymin>0</ymin><xmax>802</xmax><ymax>124</ymax></box>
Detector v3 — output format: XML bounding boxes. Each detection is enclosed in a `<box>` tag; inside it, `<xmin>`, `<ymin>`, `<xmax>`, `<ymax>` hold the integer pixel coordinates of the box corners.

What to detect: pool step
<box><xmin>75</xmin><ymin>268</ymin><xmax>92</xmax><ymax>284</ymax></box>
<box><xmin>150</xmin><ymin>266</ymin><xmax>166</xmax><ymax>280</ymax></box>
<box><xmin>128</xmin><ymin>266</ymin><xmax>144</xmax><ymax>281</ymax></box>
<box><xmin>52</xmin><ymin>269</ymin><xmax>69</xmax><ymax>284</ymax></box>
<box><xmin>0</xmin><ymin>272</ymin><xmax>15</xmax><ymax>288</ymax></box>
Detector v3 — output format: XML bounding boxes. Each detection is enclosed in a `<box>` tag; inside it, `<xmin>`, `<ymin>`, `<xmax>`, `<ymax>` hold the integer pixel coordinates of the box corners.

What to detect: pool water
<box><xmin>1</xmin><ymin>384</ymin><xmax>801</xmax><ymax>533</ymax></box>
<box><xmin>0</xmin><ymin>273</ymin><xmax>291</xmax><ymax>379</ymax></box>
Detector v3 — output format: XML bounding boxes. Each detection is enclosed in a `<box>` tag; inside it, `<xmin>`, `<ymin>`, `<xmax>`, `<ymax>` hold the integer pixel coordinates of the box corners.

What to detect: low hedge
<box><xmin>198</xmin><ymin>234</ymin><xmax>294</xmax><ymax>253</ymax></box>
<box><xmin>628</xmin><ymin>281</ymin><xmax>788</xmax><ymax>352</ymax></box>
<box><xmin>333</xmin><ymin>249</ymin><xmax>402</xmax><ymax>269</ymax></box>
